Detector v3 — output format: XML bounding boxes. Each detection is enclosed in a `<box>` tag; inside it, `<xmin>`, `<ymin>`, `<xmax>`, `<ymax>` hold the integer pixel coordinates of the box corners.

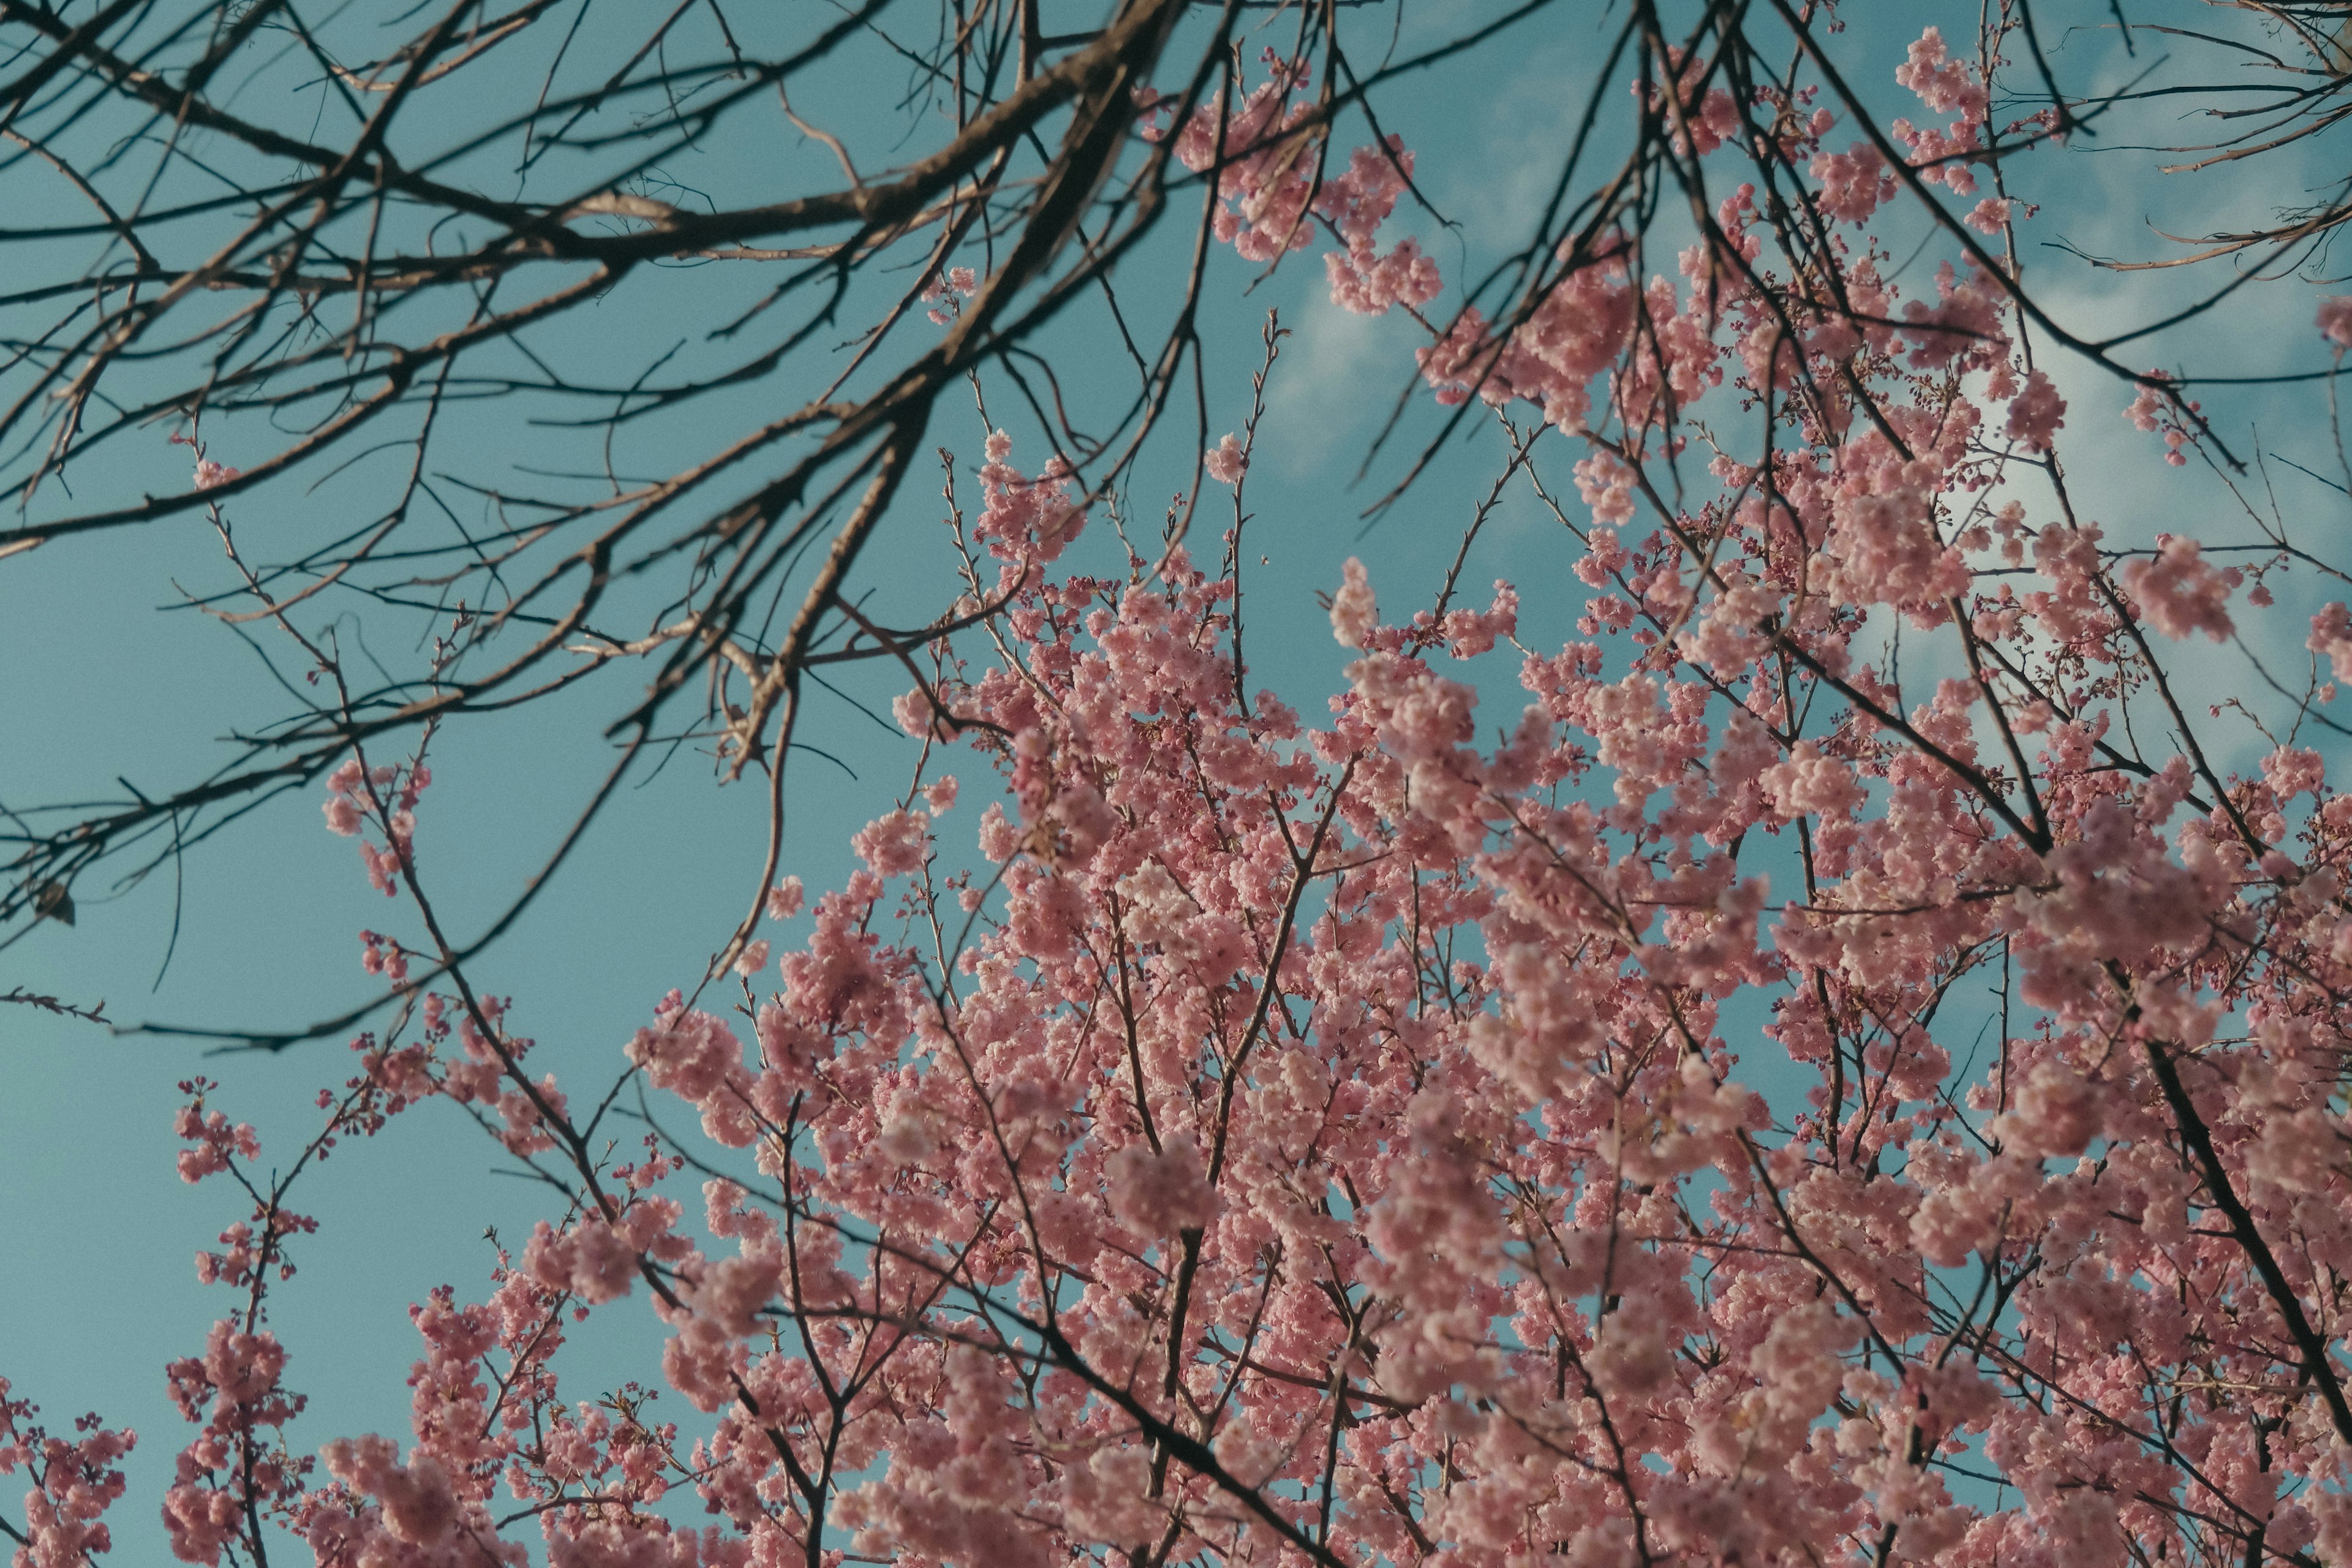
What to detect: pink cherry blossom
<box><xmin>1329</xmin><ymin>556</ymin><xmax>1377</xmax><ymax>647</ymax></box>
<box><xmin>1203</xmin><ymin>434</ymin><xmax>1246</xmax><ymax>485</ymax></box>
<box><xmin>2120</xmin><ymin>535</ymin><xmax>2237</xmax><ymax>641</ymax></box>
<box><xmin>2320</xmin><ymin>295</ymin><xmax>2352</xmax><ymax>349</ymax></box>
<box><xmin>2005</xmin><ymin>368</ymin><xmax>2065</xmax><ymax>453</ymax></box>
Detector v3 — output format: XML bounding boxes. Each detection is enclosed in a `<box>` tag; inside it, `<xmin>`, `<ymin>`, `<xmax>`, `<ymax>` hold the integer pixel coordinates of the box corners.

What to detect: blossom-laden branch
<box><xmin>19</xmin><ymin>7</ymin><xmax>2352</xmax><ymax>1568</ymax></box>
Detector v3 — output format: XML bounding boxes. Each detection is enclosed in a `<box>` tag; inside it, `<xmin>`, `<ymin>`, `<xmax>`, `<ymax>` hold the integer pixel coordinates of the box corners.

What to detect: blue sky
<box><xmin>4</xmin><ymin>0</ymin><xmax>2350</xmax><ymax>1556</ymax></box>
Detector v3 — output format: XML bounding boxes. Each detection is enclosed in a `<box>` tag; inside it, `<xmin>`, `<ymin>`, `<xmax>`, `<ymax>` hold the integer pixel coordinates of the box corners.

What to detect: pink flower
<box><xmin>2120</xmin><ymin>535</ymin><xmax>2236</xmax><ymax>641</ymax></box>
<box><xmin>1106</xmin><ymin>1140</ymin><xmax>1217</xmax><ymax>1235</ymax></box>
<box><xmin>1964</xmin><ymin>196</ymin><xmax>2013</xmax><ymax>233</ymax></box>
<box><xmin>1996</xmin><ymin>1063</ymin><xmax>2102</xmax><ymax>1157</ymax></box>
<box><xmin>1204</xmin><ymin>434</ymin><xmax>1246</xmax><ymax>485</ymax></box>
<box><xmin>1762</xmin><ymin>742</ymin><xmax>1866</xmax><ymax>820</ymax></box>
<box><xmin>524</xmin><ymin>1216</ymin><xmax>643</xmax><ymax>1304</ymax></box>
<box><xmin>1324</xmin><ymin>235</ymin><xmax>1442</xmax><ymax>317</ymax></box>
<box><xmin>2005</xmin><ymin>369</ymin><xmax>2065</xmax><ymax>453</ymax></box>
<box><xmin>1903</xmin><ymin>49</ymin><xmax>1982</xmax><ymax>129</ymax></box>
<box><xmin>2312</xmin><ymin>602</ymin><xmax>2352</xmax><ymax>680</ymax></box>
<box><xmin>2320</xmin><ymin>295</ymin><xmax>2352</xmax><ymax>350</ymax></box>
<box><xmin>852</xmin><ymin>809</ymin><xmax>929</xmax><ymax>877</ymax></box>
<box><xmin>1329</xmin><ymin>557</ymin><xmax>1377</xmax><ymax>647</ymax></box>
<box><xmin>1810</xmin><ymin>141</ymin><xmax>1891</xmax><ymax>224</ymax></box>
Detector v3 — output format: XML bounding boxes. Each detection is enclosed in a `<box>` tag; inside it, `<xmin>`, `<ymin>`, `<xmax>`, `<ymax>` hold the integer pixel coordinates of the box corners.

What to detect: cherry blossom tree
<box><xmin>13</xmin><ymin>3</ymin><xmax>2352</xmax><ymax>1568</ymax></box>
